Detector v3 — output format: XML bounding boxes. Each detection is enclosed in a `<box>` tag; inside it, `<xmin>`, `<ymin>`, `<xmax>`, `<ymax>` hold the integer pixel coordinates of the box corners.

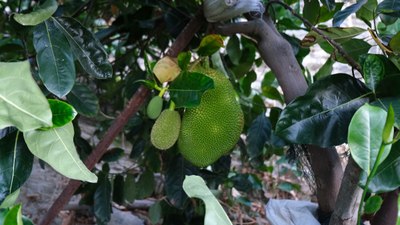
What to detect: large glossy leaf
<box><xmin>246</xmin><ymin>114</ymin><xmax>271</xmax><ymax>161</ymax></box>
<box><xmin>365</xmin><ymin>141</ymin><xmax>400</xmax><ymax>193</ymax></box>
<box><xmin>165</xmin><ymin>154</ymin><xmax>199</xmax><ymax>209</ymax></box>
<box><xmin>52</xmin><ymin>17</ymin><xmax>113</xmax><ymax>79</ymax></box>
<box><xmin>333</xmin><ymin>0</ymin><xmax>368</xmax><ymax>27</ymax></box>
<box><xmin>33</xmin><ymin>19</ymin><xmax>75</xmax><ymax>98</ymax></box>
<box><xmin>66</xmin><ymin>83</ymin><xmax>99</xmax><ymax>117</ymax></box>
<box><xmin>371</xmin><ymin>97</ymin><xmax>400</xmax><ymax>128</ymax></box>
<box><xmin>275</xmin><ymin>74</ymin><xmax>371</xmax><ymax>147</ymax></box>
<box><xmin>169</xmin><ymin>71</ymin><xmax>214</xmax><ymax>108</ymax></box>
<box><xmin>183</xmin><ymin>175</ymin><xmax>232</xmax><ymax>225</ymax></box>
<box><xmin>349</xmin><ymin>104</ymin><xmax>393</xmax><ymax>174</ymax></box>
<box><xmin>0</xmin><ymin>61</ymin><xmax>53</xmax><ymax>131</ymax></box>
<box><xmin>94</xmin><ymin>171</ymin><xmax>112</xmax><ymax>225</ymax></box>
<box><xmin>48</xmin><ymin>99</ymin><xmax>77</xmax><ymax>128</ymax></box>
<box><xmin>0</xmin><ymin>130</ymin><xmax>33</xmax><ymax>205</ymax></box>
<box><xmin>377</xmin><ymin>0</ymin><xmax>400</xmax><ymax>15</ymax></box>
<box><xmin>363</xmin><ymin>54</ymin><xmax>385</xmax><ymax>92</ymax></box>
<box><xmin>23</xmin><ymin>122</ymin><xmax>97</xmax><ymax>183</ymax></box>
<box><xmin>13</xmin><ymin>0</ymin><xmax>58</xmax><ymax>26</ymax></box>
<box><xmin>301</xmin><ymin>27</ymin><xmax>365</xmax><ymax>47</ymax></box>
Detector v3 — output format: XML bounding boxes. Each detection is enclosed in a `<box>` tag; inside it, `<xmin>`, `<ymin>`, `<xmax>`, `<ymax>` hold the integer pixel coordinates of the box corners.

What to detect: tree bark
<box><xmin>329</xmin><ymin>157</ymin><xmax>363</xmax><ymax>225</ymax></box>
<box><xmin>215</xmin><ymin>16</ymin><xmax>344</xmax><ymax>217</ymax></box>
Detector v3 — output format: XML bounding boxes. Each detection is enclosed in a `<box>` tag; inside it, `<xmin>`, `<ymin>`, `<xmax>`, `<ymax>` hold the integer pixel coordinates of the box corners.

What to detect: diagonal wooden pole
<box><xmin>39</xmin><ymin>9</ymin><xmax>205</xmax><ymax>225</ymax></box>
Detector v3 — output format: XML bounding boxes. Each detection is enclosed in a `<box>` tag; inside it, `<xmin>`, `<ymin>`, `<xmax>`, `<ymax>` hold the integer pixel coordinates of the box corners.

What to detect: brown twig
<box><xmin>39</xmin><ymin>9</ymin><xmax>205</xmax><ymax>225</ymax></box>
<box><xmin>266</xmin><ymin>0</ymin><xmax>362</xmax><ymax>74</ymax></box>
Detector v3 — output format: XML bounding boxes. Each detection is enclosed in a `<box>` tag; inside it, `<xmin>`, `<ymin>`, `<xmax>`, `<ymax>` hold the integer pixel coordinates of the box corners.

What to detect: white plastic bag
<box><xmin>265</xmin><ymin>199</ymin><xmax>320</xmax><ymax>225</ymax></box>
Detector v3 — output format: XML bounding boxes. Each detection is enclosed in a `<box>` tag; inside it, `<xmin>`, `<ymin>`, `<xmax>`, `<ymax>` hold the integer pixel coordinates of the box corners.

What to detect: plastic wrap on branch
<box><xmin>203</xmin><ymin>0</ymin><xmax>265</xmax><ymax>22</ymax></box>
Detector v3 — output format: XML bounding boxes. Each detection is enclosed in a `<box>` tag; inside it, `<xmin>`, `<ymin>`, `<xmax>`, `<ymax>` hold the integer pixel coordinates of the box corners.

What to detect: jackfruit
<box><xmin>178</xmin><ymin>67</ymin><xmax>244</xmax><ymax>167</ymax></box>
<box><xmin>151</xmin><ymin>109</ymin><xmax>181</xmax><ymax>150</ymax></box>
<box><xmin>147</xmin><ymin>95</ymin><xmax>163</xmax><ymax>119</ymax></box>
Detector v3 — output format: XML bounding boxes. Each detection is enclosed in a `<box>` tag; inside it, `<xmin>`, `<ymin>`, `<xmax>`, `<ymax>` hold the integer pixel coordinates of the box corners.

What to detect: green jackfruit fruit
<box><xmin>151</xmin><ymin>109</ymin><xmax>181</xmax><ymax>150</ymax></box>
<box><xmin>147</xmin><ymin>96</ymin><xmax>163</xmax><ymax>119</ymax></box>
<box><xmin>178</xmin><ymin>67</ymin><xmax>244</xmax><ymax>167</ymax></box>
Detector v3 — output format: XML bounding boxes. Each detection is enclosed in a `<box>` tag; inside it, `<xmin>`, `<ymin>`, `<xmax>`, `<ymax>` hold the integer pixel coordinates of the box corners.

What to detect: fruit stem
<box><xmin>158</xmin><ymin>87</ymin><xmax>168</xmax><ymax>97</ymax></box>
<box><xmin>169</xmin><ymin>101</ymin><xmax>176</xmax><ymax>111</ymax></box>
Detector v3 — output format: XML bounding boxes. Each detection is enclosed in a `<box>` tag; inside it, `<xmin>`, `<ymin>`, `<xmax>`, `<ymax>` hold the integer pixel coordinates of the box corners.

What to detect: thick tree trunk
<box><xmin>216</xmin><ymin>16</ymin><xmax>344</xmax><ymax>217</ymax></box>
<box><xmin>329</xmin><ymin>157</ymin><xmax>363</xmax><ymax>225</ymax></box>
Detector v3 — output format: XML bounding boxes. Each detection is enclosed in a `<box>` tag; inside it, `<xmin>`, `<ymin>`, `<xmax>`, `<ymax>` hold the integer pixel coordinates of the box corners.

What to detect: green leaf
<box><xmin>366</xmin><ymin>141</ymin><xmax>400</xmax><ymax>192</ymax></box>
<box><xmin>276</xmin><ymin>74</ymin><xmax>371</xmax><ymax>147</ymax></box>
<box><xmin>197</xmin><ymin>34</ymin><xmax>224</xmax><ymax>57</ymax></box>
<box><xmin>349</xmin><ymin>104</ymin><xmax>392</xmax><ymax>174</ymax></box>
<box><xmin>0</xmin><ymin>130</ymin><xmax>33</xmax><ymax>205</ymax></box>
<box><xmin>363</xmin><ymin>54</ymin><xmax>385</xmax><ymax>92</ymax></box>
<box><xmin>333</xmin><ymin>39</ymin><xmax>371</xmax><ymax>63</ymax></box>
<box><xmin>33</xmin><ymin>19</ymin><xmax>75</xmax><ymax>98</ymax></box>
<box><xmin>169</xmin><ymin>71</ymin><xmax>214</xmax><ymax>108</ymax></box>
<box><xmin>112</xmin><ymin>174</ymin><xmax>124</xmax><ymax>205</ymax></box>
<box><xmin>314</xmin><ymin>57</ymin><xmax>334</xmax><ymax>80</ymax></box>
<box><xmin>13</xmin><ymin>0</ymin><xmax>58</xmax><ymax>26</ymax></box>
<box><xmin>66</xmin><ymin>83</ymin><xmax>99</xmax><ymax>117</ymax></box>
<box><xmin>241</xmin><ymin>71</ymin><xmax>257</xmax><ymax>96</ymax></box>
<box><xmin>48</xmin><ymin>99</ymin><xmax>77</xmax><ymax>128</ymax></box>
<box><xmin>183</xmin><ymin>175</ymin><xmax>233</xmax><ymax>225</ymax></box>
<box><xmin>382</xmin><ymin>105</ymin><xmax>395</xmax><ymax>143</ymax></box>
<box><xmin>364</xmin><ymin>195</ymin><xmax>383</xmax><ymax>214</ymax></box>
<box><xmin>227</xmin><ymin>35</ymin><xmax>241</xmax><ymax>65</ymax></box>
<box><xmin>23</xmin><ymin>122</ymin><xmax>97</xmax><ymax>183</ymax></box>
<box><xmin>376</xmin><ymin>74</ymin><xmax>400</xmax><ymax>97</ymax></box>
<box><xmin>377</xmin><ymin>0</ymin><xmax>400</xmax><ymax>15</ymax></box>
<box><xmin>165</xmin><ymin>155</ymin><xmax>198</xmax><ymax>209</ymax></box>
<box><xmin>262</xmin><ymin>86</ymin><xmax>284</xmax><ymax>103</ymax></box>
<box><xmin>94</xmin><ymin>171</ymin><xmax>112</xmax><ymax>225</ymax></box>
<box><xmin>301</xmin><ymin>27</ymin><xmax>365</xmax><ymax>47</ymax></box>
<box><xmin>246</xmin><ymin>114</ymin><xmax>271</xmax><ymax>161</ymax></box>
<box><xmin>372</xmin><ymin>97</ymin><xmax>400</xmax><ymax>128</ymax></box>
<box><xmin>390</xmin><ymin>32</ymin><xmax>400</xmax><ymax>54</ymax></box>
<box><xmin>52</xmin><ymin>17</ymin><xmax>113</xmax><ymax>79</ymax></box>
<box><xmin>149</xmin><ymin>201</ymin><xmax>162</xmax><ymax>225</ymax></box>
<box><xmin>321</xmin><ymin>0</ymin><xmax>336</xmax><ymax>11</ymax></box>
<box><xmin>356</xmin><ymin>0</ymin><xmax>378</xmax><ymax>25</ymax></box>
<box><xmin>177</xmin><ymin>51</ymin><xmax>191</xmax><ymax>71</ymax></box>
<box><xmin>333</xmin><ymin>0</ymin><xmax>368</xmax><ymax>27</ymax></box>
<box><xmin>100</xmin><ymin>148</ymin><xmax>124</xmax><ymax>162</ymax></box>
<box><xmin>3</xmin><ymin>204</ymin><xmax>23</xmax><ymax>225</ymax></box>
<box><xmin>0</xmin><ymin>189</ymin><xmax>20</xmax><ymax>208</ymax></box>
<box><xmin>124</xmin><ymin>170</ymin><xmax>155</xmax><ymax>202</ymax></box>
<box><xmin>303</xmin><ymin>0</ymin><xmax>321</xmax><ymax>25</ymax></box>
<box><xmin>0</xmin><ymin>61</ymin><xmax>53</xmax><ymax>131</ymax></box>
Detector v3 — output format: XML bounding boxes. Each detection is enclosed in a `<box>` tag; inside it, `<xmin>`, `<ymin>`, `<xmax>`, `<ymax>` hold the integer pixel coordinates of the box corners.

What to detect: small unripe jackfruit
<box><xmin>151</xmin><ymin>109</ymin><xmax>181</xmax><ymax>150</ymax></box>
<box><xmin>178</xmin><ymin>67</ymin><xmax>244</xmax><ymax>167</ymax></box>
<box><xmin>147</xmin><ymin>96</ymin><xmax>163</xmax><ymax>119</ymax></box>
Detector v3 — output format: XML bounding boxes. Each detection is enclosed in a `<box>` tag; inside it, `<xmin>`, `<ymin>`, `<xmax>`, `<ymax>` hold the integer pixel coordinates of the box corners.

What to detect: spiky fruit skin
<box><xmin>151</xmin><ymin>109</ymin><xmax>181</xmax><ymax>150</ymax></box>
<box><xmin>178</xmin><ymin>67</ymin><xmax>244</xmax><ymax>167</ymax></box>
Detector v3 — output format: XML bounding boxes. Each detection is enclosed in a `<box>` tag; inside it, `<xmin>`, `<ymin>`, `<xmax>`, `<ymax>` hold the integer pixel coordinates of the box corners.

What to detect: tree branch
<box><xmin>266</xmin><ymin>0</ymin><xmax>362</xmax><ymax>74</ymax></box>
<box><xmin>39</xmin><ymin>9</ymin><xmax>205</xmax><ymax>225</ymax></box>
<box><xmin>329</xmin><ymin>157</ymin><xmax>362</xmax><ymax>225</ymax></box>
<box><xmin>215</xmin><ymin>14</ymin><xmax>344</xmax><ymax>218</ymax></box>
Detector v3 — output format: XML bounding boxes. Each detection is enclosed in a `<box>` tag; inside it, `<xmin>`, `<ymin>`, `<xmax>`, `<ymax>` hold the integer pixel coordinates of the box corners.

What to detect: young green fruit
<box><xmin>178</xmin><ymin>67</ymin><xmax>244</xmax><ymax>167</ymax></box>
<box><xmin>147</xmin><ymin>95</ymin><xmax>163</xmax><ymax>119</ymax></box>
<box><xmin>151</xmin><ymin>109</ymin><xmax>181</xmax><ymax>150</ymax></box>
